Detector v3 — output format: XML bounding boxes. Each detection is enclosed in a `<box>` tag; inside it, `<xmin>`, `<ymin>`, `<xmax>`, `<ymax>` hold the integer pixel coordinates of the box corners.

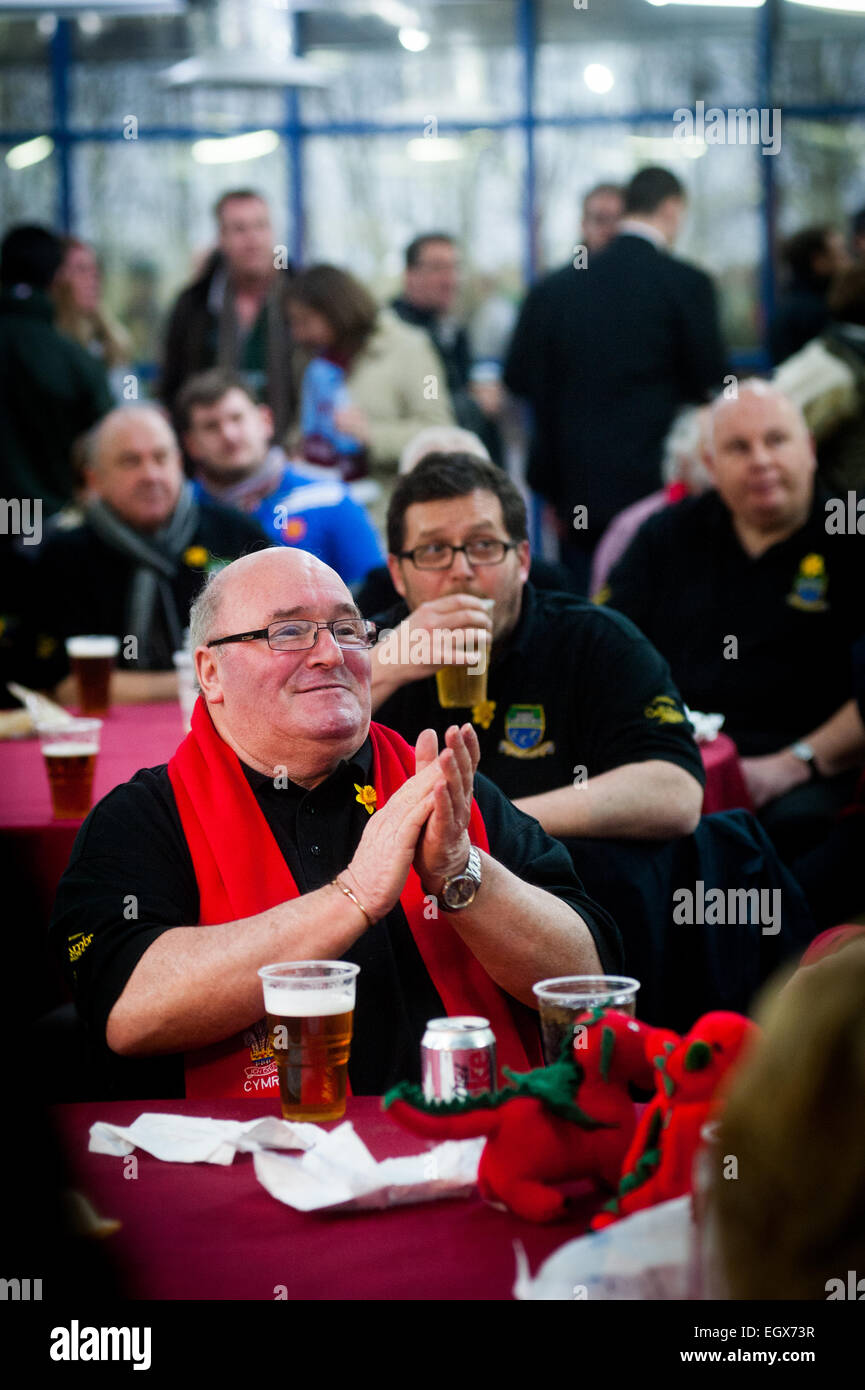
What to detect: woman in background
<box><xmin>52</xmin><ymin>237</ymin><xmax>132</xmax><ymax>395</ymax></box>
<box><xmin>285</xmin><ymin>264</ymin><xmax>454</xmax><ymax>513</ymax></box>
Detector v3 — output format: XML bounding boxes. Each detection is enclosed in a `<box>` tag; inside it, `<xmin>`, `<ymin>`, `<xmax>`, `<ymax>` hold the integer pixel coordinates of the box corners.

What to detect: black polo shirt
<box><xmin>373</xmin><ymin>583</ymin><xmax>705</xmax><ymax>801</ymax></box>
<box><xmin>49</xmin><ymin>735</ymin><xmax>621</xmax><ymax>1099</ymax></box>
<box><xmin>603</xmin><ymin>490</ymin><xmax>865</xmax><ymax>757</ymax></box>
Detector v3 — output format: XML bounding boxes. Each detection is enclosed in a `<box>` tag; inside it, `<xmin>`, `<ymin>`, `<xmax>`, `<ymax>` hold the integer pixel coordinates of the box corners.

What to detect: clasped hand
<box><xmin>344</xmin><ymin>724</ymin><xmax>480</xmax><ymax>922</ymax></box>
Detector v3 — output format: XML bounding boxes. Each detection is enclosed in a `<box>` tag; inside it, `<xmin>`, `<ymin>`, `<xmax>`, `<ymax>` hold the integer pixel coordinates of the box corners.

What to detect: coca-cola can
<box><xmin>421</xmin><ymin>1016</ymin><xmax>497</xmax><ymax>1102</ymax></box>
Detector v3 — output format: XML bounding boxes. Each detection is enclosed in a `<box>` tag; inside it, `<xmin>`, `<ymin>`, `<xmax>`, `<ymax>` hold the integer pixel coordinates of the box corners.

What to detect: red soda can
<box><xmin>421</xmin><ymin>1016</ymin><xmax>497</xmax><ymax>1102</ymax></box>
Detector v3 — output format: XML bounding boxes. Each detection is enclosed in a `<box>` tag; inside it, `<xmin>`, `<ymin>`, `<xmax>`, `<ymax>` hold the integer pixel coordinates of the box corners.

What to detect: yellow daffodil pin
<box><xmin>471</xmin><ymin>699</ymin><xmax>496</xmax><ymax>730</ymax></box>
<box><xmin>354</xmin><ymin>783</ymin><xmax>377</xmax><ymax>815</ymax></box>
<box><xmin>183</xmin><ymin>545</ymin><xmax>210</xmax><ymax>569</ymax></box>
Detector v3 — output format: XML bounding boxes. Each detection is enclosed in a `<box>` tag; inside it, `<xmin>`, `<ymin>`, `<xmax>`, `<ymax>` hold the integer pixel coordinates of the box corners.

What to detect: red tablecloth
<box><xmin>52</xmin><ymin>1095</ymin><xmax>602</xmax><ymax>1301</ymax></box>
<box><xmin>699</xmin><ymin>732</ymin><xmax>753</xmax><ymax>816</ymax></box>
<box><xmin>1</xmin><ymin>702</ymin><xmax>186</xmax><ymax>927</ymax></box>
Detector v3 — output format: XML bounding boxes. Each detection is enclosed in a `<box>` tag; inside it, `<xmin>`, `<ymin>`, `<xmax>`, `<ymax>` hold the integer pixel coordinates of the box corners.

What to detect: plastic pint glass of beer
<box><xmin>65</xmin><ymin>635</ymin><xmax>120</xmax><ymax>716</ymax></box>
<box><xmin>258</xmin><ymin>960</ymin><xmax>360</xmax><ymax>1122</ymax></box>
<box><xmin>532</xmin><ymin>975</ymin><xmax>640</xmax><ymax>1066</ymax></box>
<box><xmin>37</xmin><ymin>718</ymin><xmax>102</xmax><ymax>820</ymax></box>
<box><xmin>435</xmin><ymin>598</ymin><xmax>494</xmax><ymax>709</ymax></box>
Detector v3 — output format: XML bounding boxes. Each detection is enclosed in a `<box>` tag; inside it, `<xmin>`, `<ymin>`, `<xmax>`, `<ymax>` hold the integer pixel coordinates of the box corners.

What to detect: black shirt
<box><xmin>49</xmin><ymin>735</ymin><xmax>621</xmax><ymax>1098</ymax></box>
<box><xmin>373</xmin><ymin>583</ymin><xmax>705</xmax><ymax>801</ymax></box>
<box><xmin>23</xmin><ymin>498</ymin><xmax>268</xmax><ymax>682</ymax></box>
<box><xmin>603</xmin><ymin>489</ymin><xmax>865</xmax><ymax>757</ymax></box>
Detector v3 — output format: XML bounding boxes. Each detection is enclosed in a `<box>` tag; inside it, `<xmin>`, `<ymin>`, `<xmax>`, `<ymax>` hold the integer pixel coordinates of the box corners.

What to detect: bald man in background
<box><xmin>603</xmin><ymin>381</ymin><xmax>865</xmax><ymax>862</ymax></box>
<box><xmin>25</xmin><ymin>404</ymin><xmax>267</xmax><ymax>703</ymax></box>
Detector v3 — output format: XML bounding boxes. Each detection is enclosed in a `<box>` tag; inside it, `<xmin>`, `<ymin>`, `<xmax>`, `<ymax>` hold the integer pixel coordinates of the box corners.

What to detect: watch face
<box><xmin>442</xmin><ymin>875</ymin><xmax>477</xmax><ymax>909</ymax></box>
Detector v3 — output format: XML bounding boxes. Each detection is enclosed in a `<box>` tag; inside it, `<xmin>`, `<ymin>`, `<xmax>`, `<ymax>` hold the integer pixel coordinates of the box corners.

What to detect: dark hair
<box><xmin>213</xmin><ymin>189</ymin><xmax>267</xmax><ymax>221</ymax></box>
<box><xmin>0</xmin><ymin>224</ymin><xmax>63</xmax><ymax>289</ymax></box>
<box><xmin>781</xmin><ymin>225</ymin><xmax>835</xmax><ymax>282</ymax></box>
<box><xmin>828</xmin><ymin>265</ymin><xmax>865</xmax><ymax>327</ymax></box>
<box><xmin>624</xmin><ymin>167</ymin><xmax>685</xmax><ymax>216</ymax></box>
<box><xmin>405</xmin><ymin>233</ymin><xmax>457</xmax><ymax>270</ymax></box>
<box><xmin>387</xmin><ymin>453</ymin><xmax>528</xmax><ymax>555</ymax></box>
<box><xmin>286</xmin><ymin>263</ymin><xmax>378</xmax><ymax>359</ymax></box>
<box><xmin>583</xmin><ymin>183</ymin><xmax>623</xmax><ymax>209</ymax></box>
<box><xmin>852</xmin><ymin>205</ymin><xmax>865</xmax><ymax>241</ymax></box>
<box><xmin>174</xmin><ymin>368</ymin><xmax>259</xmax><ymax>432</ymax></box>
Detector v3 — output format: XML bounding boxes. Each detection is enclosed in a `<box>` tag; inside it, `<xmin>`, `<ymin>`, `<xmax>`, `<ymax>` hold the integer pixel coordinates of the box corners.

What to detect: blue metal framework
<box><xmin>5</xmin><ymin>0</ymin><xmax>863</xmax><ymax>359</ymax></box>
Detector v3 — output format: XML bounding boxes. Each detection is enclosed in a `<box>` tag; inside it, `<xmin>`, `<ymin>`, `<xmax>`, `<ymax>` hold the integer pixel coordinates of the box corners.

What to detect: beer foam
<box><xmin>42</xmin><ymin>742</ymin><xmax>99</xmax><ymax>757</ymax></box>
<box><xmin>65</xmin><ymin>635</ymin><xmax>120</xmax><ymax>658</ymax></box>
<box><xmin>262</xmin><ymin>986</ymin><xmax>354</xmax><ymax>1017</ymax></box>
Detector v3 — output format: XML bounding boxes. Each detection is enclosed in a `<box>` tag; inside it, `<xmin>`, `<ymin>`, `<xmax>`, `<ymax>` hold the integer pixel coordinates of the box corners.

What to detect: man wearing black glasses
<box><xmin>51</xmin><ymin>545</ymin><xmax>621</xmax><ymax>1099</ymax></box>
<box><xmin>369</xmin><ymin>453</ymin><xmax>705</xmax><ymax>843</ymax></box>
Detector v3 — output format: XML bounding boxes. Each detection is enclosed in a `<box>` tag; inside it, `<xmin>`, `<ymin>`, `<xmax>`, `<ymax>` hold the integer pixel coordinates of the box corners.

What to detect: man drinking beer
<box><xmin>50</xmin><ymin>547</ymin><xmax>620</xmax><ymax>1099</ymax></box>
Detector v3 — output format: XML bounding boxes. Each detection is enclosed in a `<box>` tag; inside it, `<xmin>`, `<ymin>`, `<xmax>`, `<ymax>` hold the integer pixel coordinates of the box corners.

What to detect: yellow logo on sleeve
<box><xmin>644</xmin><ymin>695</ymin><xmax>686</xmax><ymax>725</ymax></box>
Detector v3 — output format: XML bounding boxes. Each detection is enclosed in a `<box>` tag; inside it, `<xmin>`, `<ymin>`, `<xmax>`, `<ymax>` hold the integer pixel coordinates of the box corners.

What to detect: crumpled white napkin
<box><xmin>685</xmin><ymin>707</ymin><xmax>725</xmax><ymax>744</ymax></box>
<box><xmin>254</xmin><ymin>1121</ymin><xmax>484</xmax><ymax>1212</ymax></box>
<box><xmin>88</xmin><ymin>1112</ymin><xmax>323</xmax><ymax>1166</ymax></box>
<box><xmin>512</xmin><ymin>1194</ymin><xmax>695</xmax><ymax>1300</ymax></box>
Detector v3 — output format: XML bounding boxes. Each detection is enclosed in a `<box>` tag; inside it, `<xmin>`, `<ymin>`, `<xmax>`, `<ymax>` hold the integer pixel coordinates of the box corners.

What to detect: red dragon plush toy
<box><xmin>591</xmin><ymin>1010</ymin><xmax>758</xmax><ymax>1229</ymax></box>
<box><xmin>384</xmin><ymin>1008</ymin><xmax>655</xmax><ymax>1222</ymax></box>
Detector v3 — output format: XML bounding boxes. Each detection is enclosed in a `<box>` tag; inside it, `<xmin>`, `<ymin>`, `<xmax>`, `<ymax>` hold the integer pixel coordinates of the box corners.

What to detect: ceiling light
<box><xmin>645</xmin><ymin>0</ymin><xmax>765</xmax><ymax>8</ymax></box>
<box><xmin>407</xmin><ymin>137</ymin><xmax>461</xmax><ymax>162</ymax></box>
<box><xmin>786</xmin><ymin>0</ymin><xmax>865</xmax><ymax>11</ymax></box>
<box><xmin>399</xmin><ymin>27</ymin><xmax>430</xmax><ymax>51</ymax></box>
<box><xmin>192</xmin><ymin>130</ymin><xmax>280</xmax><ymax>164</ymax></box>
<box><xmin>5</xmin><ymin>136</ymin><xmax>54</xmax><ymax>170</ymax></box>
<box><xmin>584</xmin><ymin>64</ymin><xmax>614</xmax><ymax>94</ymax></box>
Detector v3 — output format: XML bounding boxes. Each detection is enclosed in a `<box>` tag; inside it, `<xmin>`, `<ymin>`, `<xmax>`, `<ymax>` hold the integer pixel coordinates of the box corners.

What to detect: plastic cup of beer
<box><xmin>65</xmin><ymin>635</ymin><xmax>119</xmax><ymax>716</ymax></box>
<box><xmin>37</xmin><ymin>718</ymin><xmax>102</xmax><ymax>820</ymax></box>
<box><xmin>532</xmin><ymin>975</ymin><xmax>640</xmax><ymax>1066</ymax></box>
<box><xmin>435</xmin><ymin>598</ymin><xmax>494</xmax><ymax>709</ymax></box>
<box><xmin>258</xmin><ymin>960</ymin><xmax>360</xmax><ymax>1123</ymax></box>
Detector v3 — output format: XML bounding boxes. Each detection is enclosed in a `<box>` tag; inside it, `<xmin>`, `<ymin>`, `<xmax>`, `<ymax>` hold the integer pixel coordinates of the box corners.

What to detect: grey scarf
<box><xmin>85</xmin><ymin>483</ymin><xmax>200</xmax><ymax>668</ymax></box>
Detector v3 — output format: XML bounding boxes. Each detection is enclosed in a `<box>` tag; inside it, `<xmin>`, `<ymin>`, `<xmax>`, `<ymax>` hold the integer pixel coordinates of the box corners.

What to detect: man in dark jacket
<box><xmin>504</xmin><ymin>167</ymin><xmax>726</xmax><ymax>588</ymax></box>
<box><xmin>391</xmin><ymin>233</ymin><xmax>502</xmax><ymax>462</ymax></box>
<box><xmin>25</xmin><ymin>404</ymin><xmax>267</xmax><ymax>704</ymax></box>
<box><xmin>159</xmin><ymin>190</ymin><xmax>295</xmax><ymax>438</ymax></box>
<box><xmin>0</xmin><ymin>224</ymin><xmax>112</xmax><ymax>517</ymax></box>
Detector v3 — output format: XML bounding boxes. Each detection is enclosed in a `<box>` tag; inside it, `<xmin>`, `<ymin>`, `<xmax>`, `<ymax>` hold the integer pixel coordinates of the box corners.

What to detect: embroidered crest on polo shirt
<box><xmin>499</xmin><ymin>704</ymin><xmax>555</xmax><ymax>759</ymax></box>
<box><xmin>644</xmin><ymin>695</ymin><xmax>686</xmax><ymax>725</ymax></box>
<box><xmin>786</xmin><ymin>553</ymin><xmax>829</xmax><ymax>613</ymax></box>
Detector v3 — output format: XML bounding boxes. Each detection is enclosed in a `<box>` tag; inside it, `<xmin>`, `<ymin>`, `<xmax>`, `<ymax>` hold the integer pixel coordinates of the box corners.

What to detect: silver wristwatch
<box><xmin>438</xmin><ymin>846</ymin><xmax>482</xmax><ymax>912</ymax></box>
<box><xmin>790</xmin><ymin>741</ymin><xmax>818</xmax><ymax>779</ymax></box>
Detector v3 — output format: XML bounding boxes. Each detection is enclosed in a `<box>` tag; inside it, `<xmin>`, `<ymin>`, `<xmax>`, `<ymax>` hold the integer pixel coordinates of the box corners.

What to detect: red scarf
<box><xmin>167</xmin><ymin>698</ymin><xmax>540</xmax><ymax>1097</ymax></box>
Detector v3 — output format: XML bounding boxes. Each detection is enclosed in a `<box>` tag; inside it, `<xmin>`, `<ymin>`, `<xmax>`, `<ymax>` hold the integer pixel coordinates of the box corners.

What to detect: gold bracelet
<box><xmin>332</xmin><ymin>876</ymin><xmax>373</xmax><ymax>928</ymax></box>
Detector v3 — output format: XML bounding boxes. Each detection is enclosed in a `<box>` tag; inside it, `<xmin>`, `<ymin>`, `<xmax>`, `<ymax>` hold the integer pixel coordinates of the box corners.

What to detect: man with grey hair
<box><xmin>49</xmin><ymin>544</ymin><xmax>620</xmax><ymax>1099</ymax></box>
<box><xmin>26</xmin><ymin>404</ymin><xmax>267</xmax><ymax>702</ymax></box>
<box><xmin>603</xmin><ymin>380</ymin><xmax>865</xmax><ymax>864</ymax></box>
